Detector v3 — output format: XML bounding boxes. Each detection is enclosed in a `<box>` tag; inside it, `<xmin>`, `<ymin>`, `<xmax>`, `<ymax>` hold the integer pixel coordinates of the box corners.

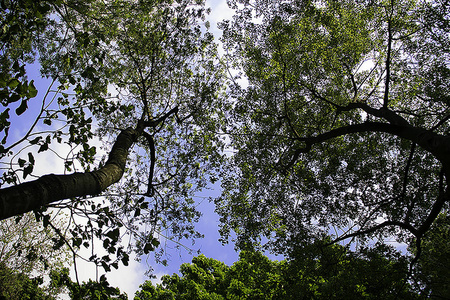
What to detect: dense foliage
<box><xmin>1</xmin><ymin>0</ymin><xmax>450</xmax><ymax>297</ymax></box>
<box><xmin>135</xmin><ymin>245</ymin><xmax>419</xmax><ymax>299</ymax></box>
<box><xmin>0</xmin><ymin>212</ymin><xmax>71</xmax><ymax>297</ymax></box>
<box><xmin>50</xmin><ymin>268</ymin><xmax>127</xmax><ymax>300</ymax></box>
<box><xmin>217</xmin><ymin>0</ymin><xmax>450</xmax><ymax>256</ymax></box>
<box><xmin>1</xmin><ymin>0</ymin><xmax>225</xmax><ymax>273</ymax></box>
<box><xmin>410</xmin><ymin>213</ymin><xmax>450</xmax><ymax>298</ymax></box>
<box><xmin>0</xmin><ymin>263</ymin><xmax>56</xmax><ymax>300</ymax></box>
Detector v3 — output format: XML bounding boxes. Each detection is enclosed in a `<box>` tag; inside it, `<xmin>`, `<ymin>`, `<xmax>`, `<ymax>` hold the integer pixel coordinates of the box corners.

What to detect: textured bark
<box><xmin>0</xmin><ymin>127</ymin><xmax>139</xmax><ymax>221</ymax></box>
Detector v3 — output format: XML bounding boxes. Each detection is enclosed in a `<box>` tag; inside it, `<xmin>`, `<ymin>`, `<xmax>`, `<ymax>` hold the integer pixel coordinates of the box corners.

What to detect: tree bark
<box><xmin>0</xmin><ymin>127</ymin><xmax>139</xmax><ymax>221</ymax></box>
<box><xmin>0</xmin><ymin>106</ymin><xmax>179</xmax><ymax>221</ymax></box>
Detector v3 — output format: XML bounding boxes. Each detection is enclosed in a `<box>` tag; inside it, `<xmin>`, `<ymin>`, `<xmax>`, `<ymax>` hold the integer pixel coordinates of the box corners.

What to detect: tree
<box><xmin>410</xmin><ymin>213</ymin><xmax>450</xmax><ymax>298</ymax></box>
<box><xmin>50</xmin><ymin>268</ymin><xmax>127</xmax><ymax>300</ymax></box>
<box><xmin>134</xmin><ymin>244</ymin><xmax>419</xmax><ymax>299</ymax></box>
<box><xmin>0</xmin><ymin>212</ymin><xmax>71</xmax><ymax>297</ymax></box>
<box><xmin>1</xmin><ymin>0</ymin><xmax>225</xmax><ymax>272</ymax></box>
<box><xmin>217</xmin><ymin>0</ymin><xmax>450</xmax><ymax>257</ymax></box>
<box><xmin>0</xmin><ymin>262</ymin><xmax>56</xmax><ymax>300</ymax></box>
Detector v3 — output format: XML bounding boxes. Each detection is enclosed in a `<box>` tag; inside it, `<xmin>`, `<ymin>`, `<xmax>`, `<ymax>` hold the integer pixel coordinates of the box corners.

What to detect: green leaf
<box><xmin>23</xmin><ymin>165</ymin><xmax>33</xmax><ymax>179</ymax></box>
<box><xmin>105</xmin><ymin>228</ymin><xmax>120</xmax><ymax>240</ymax></box>
<box><xmin>8</xmin><ymin>94</ymin><xmax>20</xmax><ymax>103</ymax></box>
<box><xmin>134</xmin><ymin>208</ymin><xmax>141</xmax><ymax>217</ymax></box>
<box><xmin>38</xmin><ymin>143</ymin><xmax>48</xmax><ymax>153</ymax></box>
<box><xmin>143</xmin><ymin>243</ymin><xmax>154</xmax><ymax>254</ymax></box>
<box><xmin>28</xmin><ymin>152</ymin><xmax>34</xmax><ymax>165</ymax></box>
<box><xmin>101</xmin><ymin>261</ymin><xmax>111</xmax><ymax>272</ymax></box>
<box><xmin>27</xmin><ymin>80</ymin><xmax>37</xmax><ymax>98</ymax></box>
<box><xmin>15</xmin><ymin>99</ymin><xmax>28</xmax><ymax>115</ymax></box>
<box><xmin>0</xmin><ymin>108</ymin><xmax>10</xmax><ymax>132</ymax></box>
<box><xmin>18</xmin><ymin>158</ymin><xmax>26</xmax><ymax>167</ymax></box>
<box><xmin>29</xmin><ymin>137</ymin><xmax>41</xmax><ymax>144</ymax></box>
<box><xmin>151</xmin><ymin>238</ymin><xmax>160</xmax><ymax>247</ymax></box>
<box><xmin>121</xmin><ymin>254</ymin><xmax>129</xmax><ymax>266</ymax></box>
<box><xmin>8</xmin><ymin>78</ymin><xmax>20</xmax><ymax>89</ymax></box>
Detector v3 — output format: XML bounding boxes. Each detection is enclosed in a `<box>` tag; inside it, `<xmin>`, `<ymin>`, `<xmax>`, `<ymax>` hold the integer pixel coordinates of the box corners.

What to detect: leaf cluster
<box><xmin>135</xmin><ymin>243</ymin><xmax>419</xmax><ymax>299</ymax></box>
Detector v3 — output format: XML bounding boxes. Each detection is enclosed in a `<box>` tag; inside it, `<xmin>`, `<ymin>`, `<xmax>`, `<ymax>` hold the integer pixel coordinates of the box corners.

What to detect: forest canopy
<box><xmin>1</xmin><ymin>0</ymin><xmax>226</xmax><ymax>273</ymax></box>
<box><xmin>0</xmin><ymin>0</ymin><xmax>449</xmax><ymax>297</ymax></box>
<box><xmin>217</xmin><ymin>0</ymin><xmax>450</xmax><ymax>256</ymax></box>
<box><xmin>135</xmin><ymin>247</ymin><xmax>420</xmax><ymax>299</ymax></box>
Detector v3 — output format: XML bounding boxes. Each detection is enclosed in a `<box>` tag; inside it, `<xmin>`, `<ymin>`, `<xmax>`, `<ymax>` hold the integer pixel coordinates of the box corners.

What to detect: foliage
<box><xmin>410</xmin><ymin>213</ymin><xmax>450</xmax><ymax>298</ymax></box>
<box><xmin>135</xmin><ymin>244</ymin><xmax>419</xmax><ymax>300</ymax></box>
<box><xmin>2</xmin><ymin>0</ymin><xmax>450</xmax><ymax>295</ymax></box>
<box><xmin>0</xmin><ymin>0</ymin><xmax>49</xmax><ymax>149</ymax></box>
<box><xmin>0</xmin><ymin>212</ymin><xmax>71</xmax><ymax>297</ymax></box>
<box><xmin>0</xmin><ymin>212</ymin><xmax>71</xmax><ymax>273</ymax></box>
<box><xmin>1</xmin><ymin>0</ymin><xmax>225</xmax><ymax>275</ymax></box>
<box><xmin>0</xmin><ymin>262</ymin><xmax>56</xmax><ymax>300</ymax></box>
<box><xmin>217</xmin><ymin>0</ymin><xmax>450</xmax><ymax>256</ymax></box>
<box><xmin>50</xmin><ymin>268</ymin><xmax>127</xmax><ymax>300</ymax></box>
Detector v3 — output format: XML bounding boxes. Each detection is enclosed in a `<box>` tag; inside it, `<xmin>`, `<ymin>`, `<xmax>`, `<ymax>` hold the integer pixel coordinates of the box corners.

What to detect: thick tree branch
<box><xmin>309</xmin><ymin>91</ymin><xmax>411</xmax><ymax>127</ymax></box>
<box><xmin>0</xmin><ymin>106</ymin><xmax>184</xmax><ymax>220</ymax></box>
<box><xmin>0</xmin><ymin>125</ymin><xmax>141</xmax><ymax>221</ymax></box>
<box><xmin>337</xmin><ymin>102</ymin><xmax>411</xmax><ymax>127</ymax></box>
<box><xmin>142</xmin><ymin>131</ymin><xmax>155</xmax><ymax>196</ymax></box>
<box><xmin>144</xmin><ymin>106</ymin><xmax>179</xmax><ymax>128</ymax></box>
<box><xmin>285</xmin><ymin>120</ymin><xmax>450</xmax><ymax>171</ymax></box>
<box><xmin>417</xmin><ymin>185</ymin><xmax>450</xmax><ymax>237</ymax></box>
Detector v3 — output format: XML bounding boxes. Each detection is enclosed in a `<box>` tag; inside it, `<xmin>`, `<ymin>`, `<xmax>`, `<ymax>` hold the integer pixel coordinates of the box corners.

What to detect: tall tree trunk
<box><xmin>0</xmin><ymin>127</ymin><xmax>139</xmax><ymax>221</ymax></box>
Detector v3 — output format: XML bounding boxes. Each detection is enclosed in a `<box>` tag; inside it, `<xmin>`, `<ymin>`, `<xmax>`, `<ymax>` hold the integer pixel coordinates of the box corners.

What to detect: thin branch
<box><xmin>408</xmin><ymin>237</ymin><xmax>422</xmax><ymax>282</ymax></box>
<box><xmin>343</xmin><ymin>62</ymin><xmax>358</xmax><ymax>100</ymax></box>
<box><xmin>142</xmin><ymin>131</ymin><xmax>155</xmax><ymax>196</ymax></box>
<box><xmin>403</xmin><ymin>142</ymin><xmax>416</xmax><ymax>224</ymax></box>
<box><xmin>329</xmin><ymin>220</ymin><xmax>418</xmax><ymax>245</ymax></box>
<box><xmin>45</xmin><ymin>216</ymin><xmax>80</xmax><ymax>284</ymax></box>
<box><xmin>431</xmin><ymin>114</ymin><xmax>450</xmax><ymax>132</ymax></box>
<box><xmin>383</xmin><ymin>18</ymin><xmax>393</xmax><ymax>108</ymax></box>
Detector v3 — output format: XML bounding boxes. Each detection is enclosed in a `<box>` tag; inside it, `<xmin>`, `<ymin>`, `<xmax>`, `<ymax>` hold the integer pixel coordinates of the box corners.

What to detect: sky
<box><xmin>2</xmin><ymin>0</ymin><xmax>245</xmax><ymax>298</ymax></box>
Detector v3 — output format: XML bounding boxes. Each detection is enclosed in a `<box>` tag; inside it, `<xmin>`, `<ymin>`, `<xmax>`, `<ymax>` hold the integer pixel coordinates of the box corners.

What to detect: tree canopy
<box><xmin>1</xmin><ymin>0</ymin><xmax>225</xmax><ymax>273</ymax></box>
<box><xmin>217</xmin><ymin>0</ymin><xmax>450</xmax><ymax>257</ymax></box>
<box><xmin>410</xmin><ymin>213</ymin><xmax>450</xmax><ymax>298</ymax></box>
<box><xmin>0</xmin><ymin>262</ymin><xmax>56</xmax><ymax>300</ymax></box>
<box><xmin>135</xmin><ymin>245</ymin><xmax>419</xmax><ymax>299</ymax></box>
<box><xmin>0</xmin><ymin>212</ymin><xmax>71</xmax><ymax>297</ymax></box>
<box><xmin>1</xmin><ymin>0</ymin><xmax>450</xmax><ymax>296</ymax></box>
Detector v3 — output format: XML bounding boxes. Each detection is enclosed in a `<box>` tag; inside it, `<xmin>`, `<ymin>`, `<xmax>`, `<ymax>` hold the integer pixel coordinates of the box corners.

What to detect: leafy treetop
<box><xmin>0</xmin><ymin>0</ymin><xmax>226</xmax><ymax>275</ymax></box>
<box><xmin>135</xmin><ymin>245</ymin><xmax>419</xmax><ymax>300</ymax></box>
<box><xmin>217</xmin><ymin>0</ymin><xmax>450</xmax><ymax>258</ymax></box>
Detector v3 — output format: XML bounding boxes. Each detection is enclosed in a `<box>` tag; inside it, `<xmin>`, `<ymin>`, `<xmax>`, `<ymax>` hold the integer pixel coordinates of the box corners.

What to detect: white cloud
<box><xmin>206</xmin><ymin>0</ymin><xmax>234</xmax><ymax>37</ymax></box>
